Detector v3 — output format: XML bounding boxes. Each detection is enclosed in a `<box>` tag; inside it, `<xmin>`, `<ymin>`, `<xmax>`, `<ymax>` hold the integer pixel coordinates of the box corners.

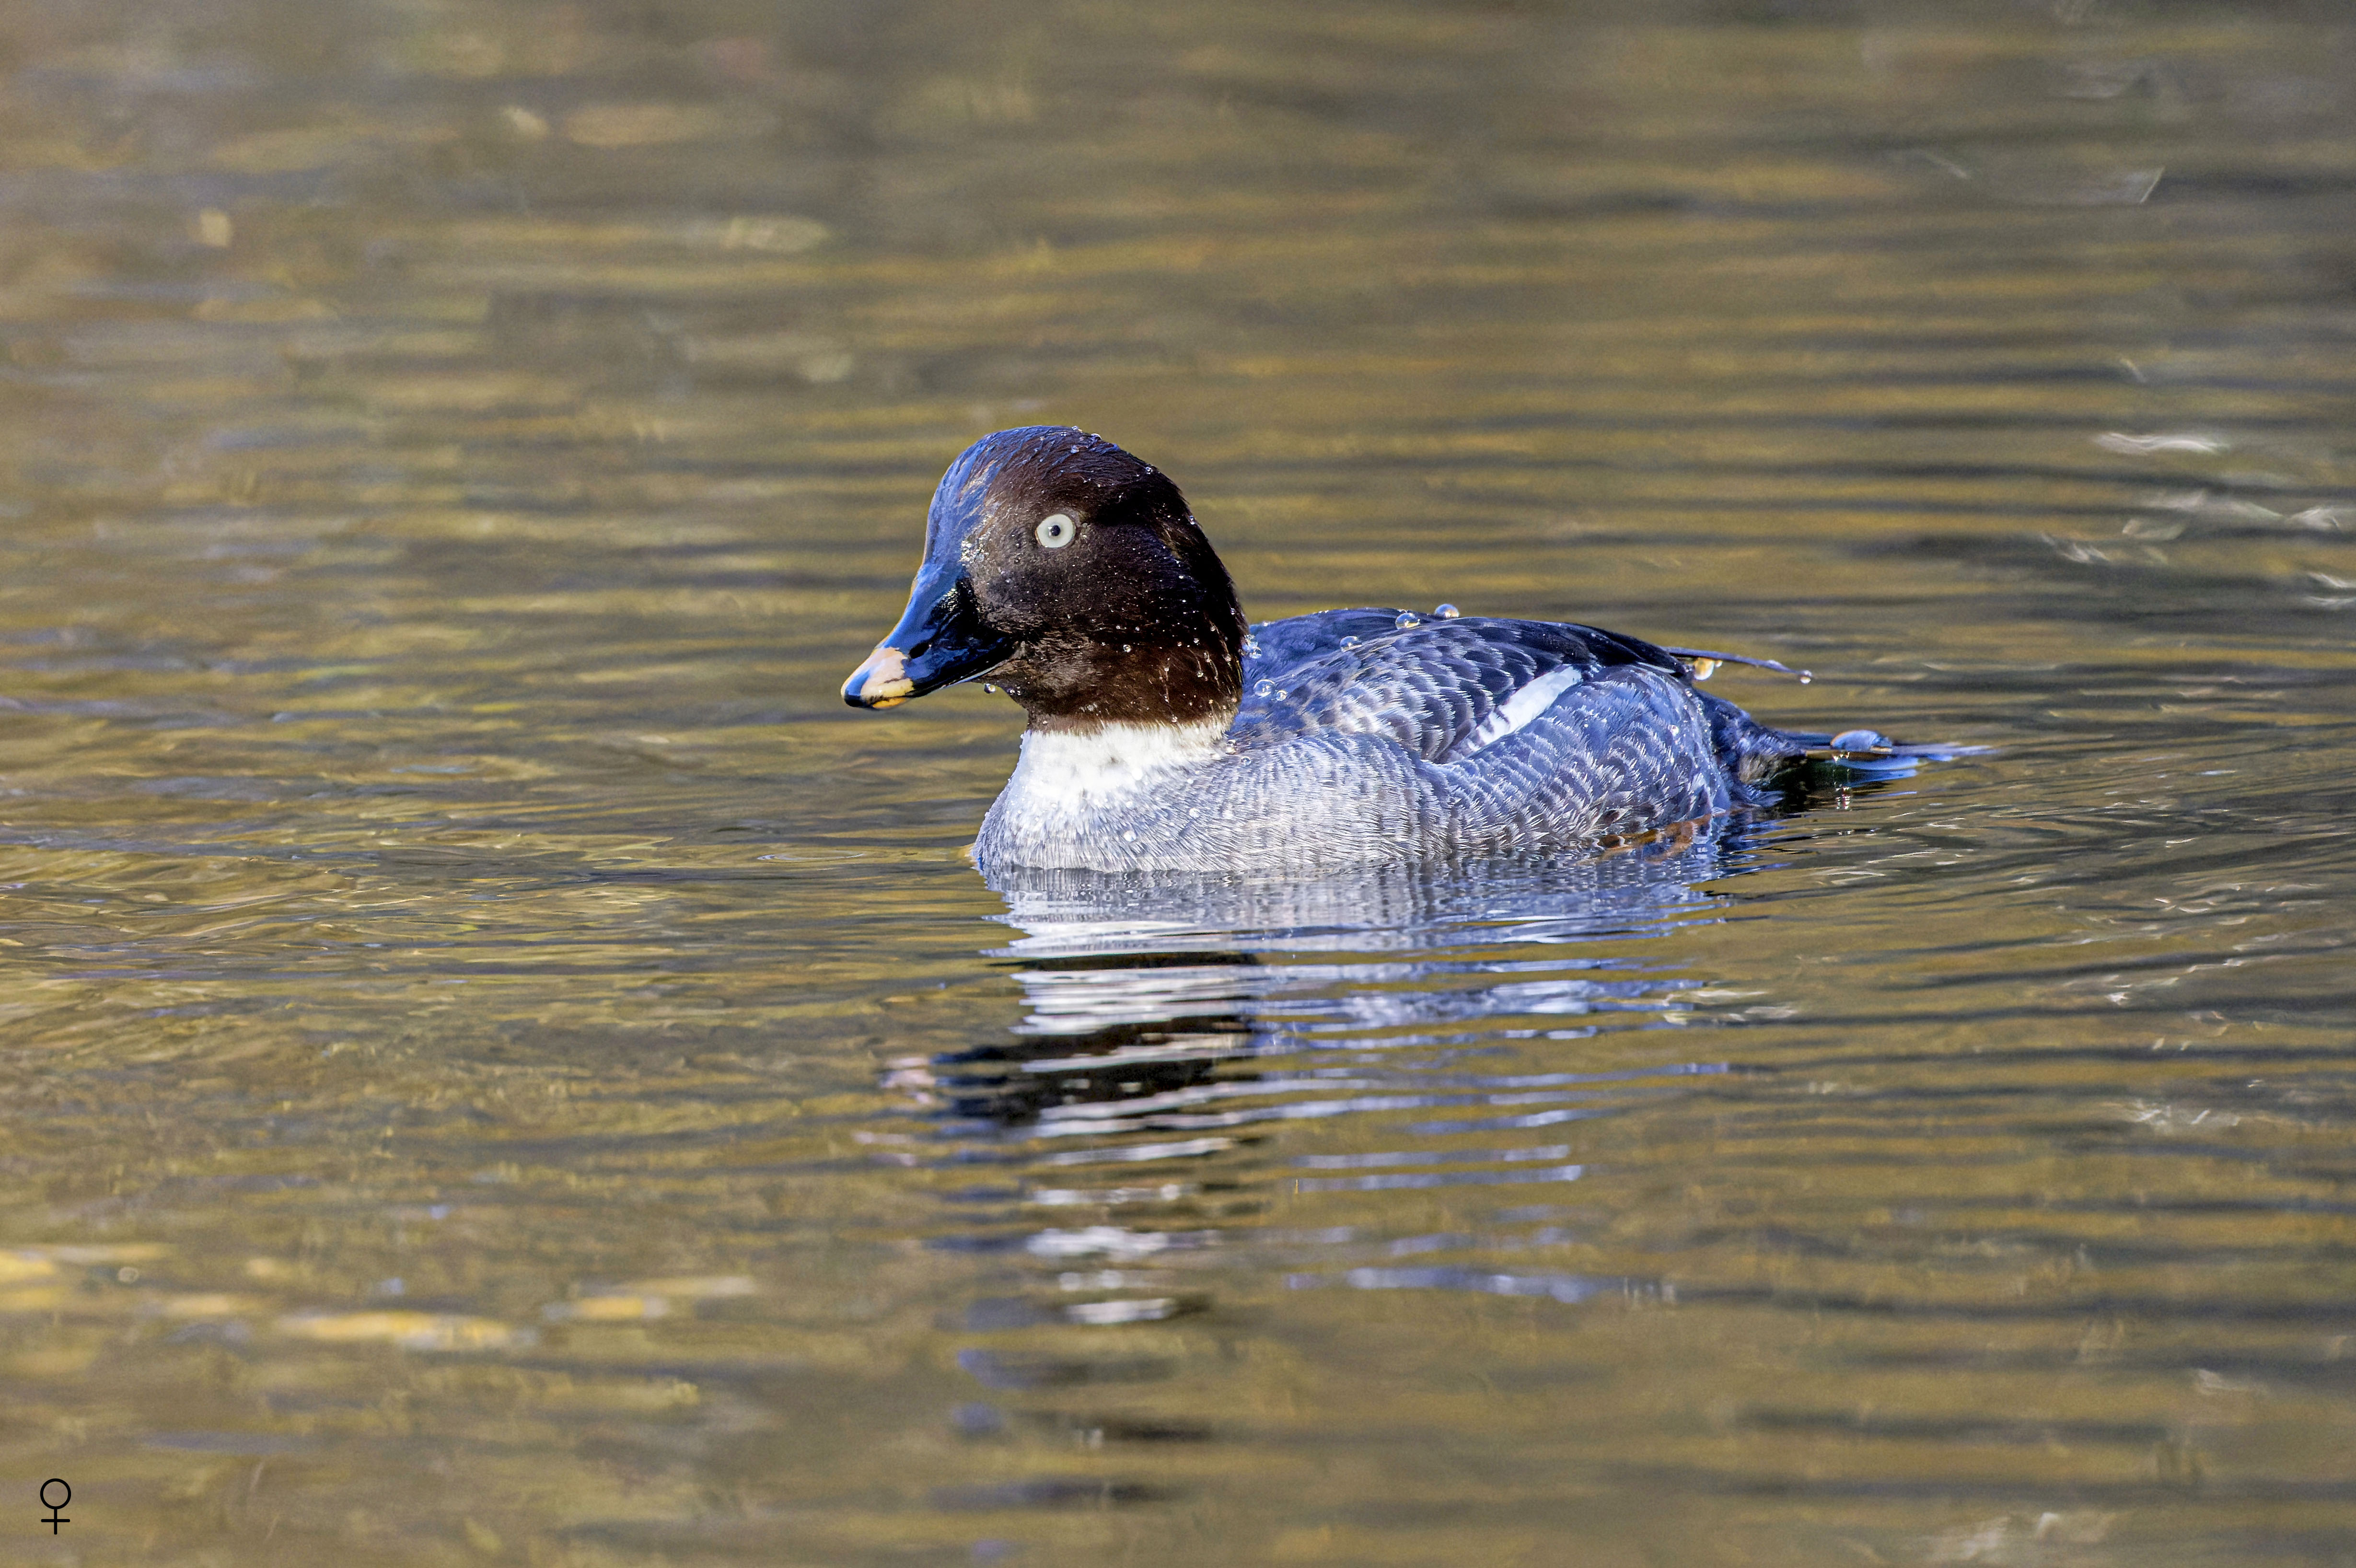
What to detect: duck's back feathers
<box><xmin>1233</xmin><ymin>610</ymin><xmax>1696</xmax><ymax>765</ymax></box>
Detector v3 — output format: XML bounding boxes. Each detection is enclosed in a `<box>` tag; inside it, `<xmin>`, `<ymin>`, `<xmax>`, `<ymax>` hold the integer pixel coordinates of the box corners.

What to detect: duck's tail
<box><xmin>1697</xmin><ymin>690</ymin><xmax>1982</xmax><ymax>786</ymax></box>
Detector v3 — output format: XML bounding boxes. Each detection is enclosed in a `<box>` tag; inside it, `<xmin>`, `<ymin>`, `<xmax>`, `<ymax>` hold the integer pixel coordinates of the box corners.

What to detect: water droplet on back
<box><xmin>1255</xmin><ymin>679</ymin><xmax>1274</xmax><ymax>697</ymax></box>
<box><xmin>1394</xmin><ymin>611</ymin><xmax>1422</xmax><ymax>630</ymax></box>
<box><xmin>1338</xmin><ymin>635</ymin><xmax>1358</xmax><ymax>649</ymax></box>
<box><xmin>1434</xmin><ymin>603</ymin><xmax>1460</xmax><ymax>619</ymax></box>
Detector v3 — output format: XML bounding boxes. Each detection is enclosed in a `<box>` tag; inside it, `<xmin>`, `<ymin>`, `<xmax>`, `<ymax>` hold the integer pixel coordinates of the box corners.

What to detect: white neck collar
<box><xmin>1007</xmin><ymin>718</ymin><xmax>1227</xmax><ymax>808</ymax></box>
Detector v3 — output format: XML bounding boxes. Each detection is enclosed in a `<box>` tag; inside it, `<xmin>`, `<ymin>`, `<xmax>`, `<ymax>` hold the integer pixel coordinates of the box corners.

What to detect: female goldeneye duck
<box><xmin>844</xmin><ymin>425</ymin><xmax>1922</xmax><ymax>872</ymax></box>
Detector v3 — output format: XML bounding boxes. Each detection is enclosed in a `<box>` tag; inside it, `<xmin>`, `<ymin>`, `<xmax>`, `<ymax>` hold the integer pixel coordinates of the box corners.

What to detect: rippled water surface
<box><xmin>4</xmin><ymin>1</ymin><xmax>2355</xmax><ymax>1563</ymax></box>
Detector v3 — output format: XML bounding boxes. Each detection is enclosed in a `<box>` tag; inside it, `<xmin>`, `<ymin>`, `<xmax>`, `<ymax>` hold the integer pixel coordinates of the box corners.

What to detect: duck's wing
<box><xmin>1232</xmin><ymin>612</ymin><xmax>1691</xmax><ymax>762</ymax></box>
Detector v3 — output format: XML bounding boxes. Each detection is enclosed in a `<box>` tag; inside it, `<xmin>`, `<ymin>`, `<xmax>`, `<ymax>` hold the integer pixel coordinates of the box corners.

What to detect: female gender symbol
<box><xmin>39</xmin><ymin>1478</ymin><xmax>70</xmax><ymax>1533</ymax></box>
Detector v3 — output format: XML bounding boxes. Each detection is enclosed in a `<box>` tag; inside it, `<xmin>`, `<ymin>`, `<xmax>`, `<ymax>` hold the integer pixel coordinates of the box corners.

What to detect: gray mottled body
<box><xmin>975</xmin><ymin>609</ymin><xmax>1806</xmax><ymax>874</ymax></box>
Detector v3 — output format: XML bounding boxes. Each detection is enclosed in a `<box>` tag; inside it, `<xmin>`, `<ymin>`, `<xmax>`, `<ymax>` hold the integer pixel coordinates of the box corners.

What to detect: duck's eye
<box><xmin>1034</xmin><ymin>513</ymin><xmax>1076</xmax><ymax>549</ymax></box>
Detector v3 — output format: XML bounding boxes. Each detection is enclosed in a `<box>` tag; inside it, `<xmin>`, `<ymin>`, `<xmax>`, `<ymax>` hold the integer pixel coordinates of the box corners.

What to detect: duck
<box><xmin>843</xmin><ymin>426</ymin><xmax>1928</xmax><ymax>873</ymax></box>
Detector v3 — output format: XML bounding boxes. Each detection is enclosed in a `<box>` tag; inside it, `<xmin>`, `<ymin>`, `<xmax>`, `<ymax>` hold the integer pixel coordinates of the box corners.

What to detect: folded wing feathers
<box><xmin>1455</xmin><ymin>664</ymin><xmax>1586</xmax><ymax>756</ymax></box>
<box><xmin>1237</xmin><ymin>616</ymin><xmax>1650</xmax><ymax>764</ymax></box>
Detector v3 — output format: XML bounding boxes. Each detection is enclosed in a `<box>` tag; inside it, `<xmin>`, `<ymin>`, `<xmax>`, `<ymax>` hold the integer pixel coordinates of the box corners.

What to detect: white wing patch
<box><xmin>1456</xmin><ymin>665</ymin><xmax>1585</xmax><ymax>756</ymax></box>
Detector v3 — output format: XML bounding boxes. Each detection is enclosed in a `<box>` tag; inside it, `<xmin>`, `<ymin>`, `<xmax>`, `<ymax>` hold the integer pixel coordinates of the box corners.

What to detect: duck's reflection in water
<box><xmin>932</xmin><ymin>826</ymin><xmax>1759</xmax><ymax>1135</ymax></box>
<box><xmin>899</xmin><ymin>819</ymin><xmax>1798</xmax><ymax>1506</ymax></box>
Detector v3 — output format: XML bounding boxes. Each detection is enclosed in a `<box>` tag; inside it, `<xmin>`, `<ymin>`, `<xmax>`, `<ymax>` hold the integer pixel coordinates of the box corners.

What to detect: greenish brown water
<box><xmin>3</xmin><ymin>1</ymin><xmax>2355</xmax><ymax>1563</ymax></box>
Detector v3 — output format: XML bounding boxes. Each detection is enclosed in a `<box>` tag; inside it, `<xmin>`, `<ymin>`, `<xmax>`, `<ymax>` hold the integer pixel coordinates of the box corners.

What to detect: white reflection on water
<box><xmin>900</xmin><ymin>815</ymin><xmax>1798</xmax><ymax>1386</ymax></box>
<box><xmin>934</xmin><ymin>822</ymin><xmax>1774</xmax><ymax>1141</ymax></box>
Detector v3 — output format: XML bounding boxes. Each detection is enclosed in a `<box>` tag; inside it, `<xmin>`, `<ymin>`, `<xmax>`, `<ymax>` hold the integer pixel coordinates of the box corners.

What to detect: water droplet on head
<box><xmin>1434</xmin><ymin>603</ymin><xmax>1460</xmax><ymax>619</ymax></box>
<box><xmin>1338</xmin><ymin>635</ymin><xmax>1358</xmax><ymax>649</ymax></box>
<box><xmin>1255</xmin><ymin>679</ymin><xmax>1274</xmax><ymax>697</ymax></box>
<box><xmin>1394</xmin><ymin>611</ymin><xmax>1421</xmax><ymax>630</ymax></box>
<box><xmin>1241</xmin><ymin>635</ymin><xmax>1260</xmax><ymax>656</ymax></box>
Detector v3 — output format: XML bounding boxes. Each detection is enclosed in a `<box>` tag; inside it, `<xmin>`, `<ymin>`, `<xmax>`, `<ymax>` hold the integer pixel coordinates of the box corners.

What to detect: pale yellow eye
<box><xmin>1035</xmin><ymin>512</ymin><xmax>1076</xmax><ymax>549</ymax></box>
